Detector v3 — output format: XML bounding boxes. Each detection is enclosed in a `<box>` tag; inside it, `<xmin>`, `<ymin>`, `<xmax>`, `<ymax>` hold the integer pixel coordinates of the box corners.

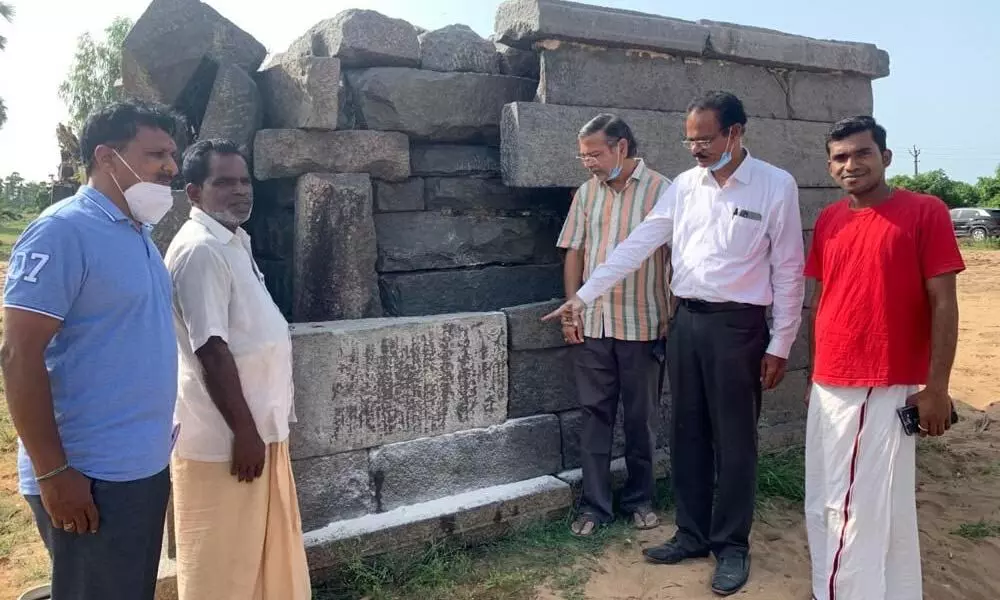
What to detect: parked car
<box><xmin>949</xmin><ymin>207</ymin><xmax>1000</xmax><ymax>241</ymax></box>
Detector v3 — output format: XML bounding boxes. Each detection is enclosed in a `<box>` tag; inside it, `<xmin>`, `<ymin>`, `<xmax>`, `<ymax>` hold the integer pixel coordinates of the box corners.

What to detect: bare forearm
<box><xmin>563</xmin><ymin>249</ymin><xmax>584</xmax><ymax>298</ymax></box>
<box><xmin>196</xmin><ymin>338</ymin><xmax>257</xmax><ymax>436</ymax></box>
<box><xmin>926</xmin><ymin>299</ymin><xmax>959</xmax><ymax>393</ymax></box>
<box><xmin>1</xmin><ymin>348</ymin><xmax>67</xmax><ymax>475</ymax></box>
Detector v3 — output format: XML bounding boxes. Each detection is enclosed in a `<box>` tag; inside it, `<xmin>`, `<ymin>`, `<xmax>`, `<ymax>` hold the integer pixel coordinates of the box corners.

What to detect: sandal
<box><xmin>570</xmin><ymin>513</ymin><xmax>602</xmax><ymax>537</ymax></box>
<box><xmin>631</xmin><ymin>508</ymin><xmax>660</xmax><ymax>530</ymax></box>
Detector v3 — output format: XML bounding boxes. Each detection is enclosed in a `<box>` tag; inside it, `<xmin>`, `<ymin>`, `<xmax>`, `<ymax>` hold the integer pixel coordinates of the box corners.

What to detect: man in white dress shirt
<box><xmin>544</xmin><ymin>91</ymin><xmax>805</xmax><ymax>595</ymax></box>
<box><xmin>164</xmin><ymin>139</ymin><xmax>310</xmax><ymax>600</ymax></box>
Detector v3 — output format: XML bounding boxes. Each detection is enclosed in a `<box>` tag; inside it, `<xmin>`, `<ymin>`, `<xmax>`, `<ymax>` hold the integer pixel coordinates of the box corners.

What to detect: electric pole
<box><xmin>908</xmin><ymin>145</ymin><xmax>921</xmax><ymax>176</ymax></box>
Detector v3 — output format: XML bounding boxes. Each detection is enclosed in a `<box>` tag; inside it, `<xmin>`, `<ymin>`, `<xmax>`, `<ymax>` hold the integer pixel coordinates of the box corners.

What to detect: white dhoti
<box><xmin>805</xmin><ymin>383</ymin><xmax>922</xmax><ymax>600</ymax></box>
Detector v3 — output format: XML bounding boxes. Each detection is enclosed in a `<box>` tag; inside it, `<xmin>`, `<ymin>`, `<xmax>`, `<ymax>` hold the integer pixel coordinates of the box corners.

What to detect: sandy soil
<box><xmin>537</xmin><ymin>249</ymin><xmax>1000</xmax><ymax>600</ymax></box>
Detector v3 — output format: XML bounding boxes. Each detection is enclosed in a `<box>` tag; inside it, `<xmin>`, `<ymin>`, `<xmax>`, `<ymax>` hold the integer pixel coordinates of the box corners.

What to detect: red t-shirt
<box><xmin>804</xmin><ymin>189</ymin><xmax>966</xmax><ymax>387</ymax></box>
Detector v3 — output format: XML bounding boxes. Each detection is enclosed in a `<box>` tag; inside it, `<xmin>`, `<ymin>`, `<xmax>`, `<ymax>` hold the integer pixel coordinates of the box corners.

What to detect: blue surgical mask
<box><xmin>607</xmin><ymin>146</ymin><xmax>624</xmax><ymax>181</ymax></box>
<box><xmin>707</xmin><ymin>130</ymin><xmax>736</xmax><ymax>172</ymax></box>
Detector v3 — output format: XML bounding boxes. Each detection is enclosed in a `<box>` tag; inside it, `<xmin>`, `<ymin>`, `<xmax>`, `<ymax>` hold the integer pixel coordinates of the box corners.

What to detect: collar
<box><xmin>78</xmin><ymin>185</ymin><xmax>129</xmax><ymax>222</ymax></box>
<box><xmin>190</xmin><ymin>206</ymin><xmax>245</xmax><ymax>245</ymax></box>
<box><xmin>700</xmin><ymin>149</ymin><xmax>755</xmax><ymax>186</ymax></box>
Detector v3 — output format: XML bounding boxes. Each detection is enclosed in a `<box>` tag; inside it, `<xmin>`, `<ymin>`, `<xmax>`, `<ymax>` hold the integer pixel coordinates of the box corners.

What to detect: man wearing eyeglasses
<box><xmin>555</xmin><ymin>114</ymin><xmax>673</xmax><ymax>538</ymax></box>
<box><xmin>544</xmin><ymin>92</ymin><xmax>805</xmax><ymax>595</ymax></box>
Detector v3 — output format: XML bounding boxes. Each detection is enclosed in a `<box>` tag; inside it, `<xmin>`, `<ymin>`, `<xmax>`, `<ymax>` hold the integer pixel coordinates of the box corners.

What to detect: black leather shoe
<box><xmin>642</xmin><ymin>539</ymin><xmax>710</xmax><ymax>565</ymax></box>
<box><xmin>711</xmin><ymin>553</ymin><xmax>751</xmax><ymax>596</ymax></box>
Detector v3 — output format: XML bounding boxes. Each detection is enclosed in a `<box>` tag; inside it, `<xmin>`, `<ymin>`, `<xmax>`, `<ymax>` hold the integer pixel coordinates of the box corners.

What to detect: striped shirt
<box><xmin>557</xmin><ymin>159</ymin><xmax>672</xmax><ymax>341</ymax></box>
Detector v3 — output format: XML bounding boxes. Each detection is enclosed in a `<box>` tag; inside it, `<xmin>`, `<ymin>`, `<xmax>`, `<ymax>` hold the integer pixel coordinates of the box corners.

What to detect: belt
<box><xmin>678</xmin><ymin>298</ymin><xmax>762</xmax><ymax>313</ymax></box>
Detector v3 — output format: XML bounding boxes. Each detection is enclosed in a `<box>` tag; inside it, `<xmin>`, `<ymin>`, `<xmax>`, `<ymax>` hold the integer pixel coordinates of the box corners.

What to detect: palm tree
<box><xmin>0</xmin><ymin>2</ymin><xmax>13</xmax><ymax>130</ymax></box>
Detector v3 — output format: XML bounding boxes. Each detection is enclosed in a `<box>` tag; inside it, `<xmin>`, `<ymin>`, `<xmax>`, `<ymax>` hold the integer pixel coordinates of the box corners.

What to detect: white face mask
<box><xmin>109</xmin><ymin>150</ymin><xmax>174</xmax><ymax>225</ymax></box>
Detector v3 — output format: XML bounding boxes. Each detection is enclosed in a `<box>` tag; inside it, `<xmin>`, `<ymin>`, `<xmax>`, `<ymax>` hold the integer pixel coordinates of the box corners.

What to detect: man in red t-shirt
<box><xmin>804</xmin><ymin>115</ymin><xmax>965</xmax><ymax>600</ymax></box>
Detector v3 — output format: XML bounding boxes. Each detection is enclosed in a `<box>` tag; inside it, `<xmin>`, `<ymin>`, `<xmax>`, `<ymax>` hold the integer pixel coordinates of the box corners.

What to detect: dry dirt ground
<box><xmin>1</xmin><ymin>250</ymin><xmax>998</xmax><ymax>600</ymax></box>
<box><xmin>537</xmin><ymin>249</ymin><xmax>1000</xmax><ymax>600</ymax></box>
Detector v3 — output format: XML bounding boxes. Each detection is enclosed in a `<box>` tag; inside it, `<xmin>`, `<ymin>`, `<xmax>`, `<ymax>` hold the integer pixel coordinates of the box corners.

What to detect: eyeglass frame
<box><xmin>681</xmin><ymin>125</ymin><xmax>738</xmax><ymax>150</ymax></box>
<box><xmin>575</xmin><ymin>136</ymin><xmax>626</xmax><ymax>163</ymax></box>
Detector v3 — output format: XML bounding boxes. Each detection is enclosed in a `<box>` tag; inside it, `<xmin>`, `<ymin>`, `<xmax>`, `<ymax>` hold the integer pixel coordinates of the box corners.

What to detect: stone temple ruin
<box><xmin>121</xmin><ymin>0</ymin><xmax>889</xmax><ymax>594</ymax></box>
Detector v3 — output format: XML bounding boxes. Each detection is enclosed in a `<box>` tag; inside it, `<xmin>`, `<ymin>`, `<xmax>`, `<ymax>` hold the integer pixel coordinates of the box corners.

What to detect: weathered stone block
<box><xmin>303</xmin><ymin>476</ymin><xmax>571</xmax><ymax>567</ymax></box>
<box><xmin>293</xmin><ymin>173</ymin><xmax>381</xmax><ymax>322</ymax></box>
<box><xmin>760</xmin><ymin>421</ymin><xmax>806</xmax><ymax>452</ymax></box>
<box><xmin>787</xmin><ymin>71</ymin><xmax>874</xmax><ymax>123</ymax></box>
<box><xmin>287</xmin><ymin>9</ymin><xmax>420</xmax><ymax>68</ymax></box>
<box><xmin>411</xmin><ymin>145</ymin><xmax>502</xmax><ymax>178</ymax></box>
<box><xmin>501</xmin><ymin>300</ymin><xmax>566</xmax><ymax>351</ymax></box>
<box><xmin>294</xmin><ymin>450</ymin><xmax>372</xmax><ymax>531</ymax></box>
<box><xmin>557</xmin><ymin>450</ymin><xmax>670</xmax><ymax>491</ymax></box>
<box><xmin>122</xmin><ymin>0</ymin><xmax>266</xmax><ymax>124</ymax></box>
<box><xmin>288</xmin><ymin>313</ymin><xmax>508</xmax><ymax>458</ymax></box>
<box><xmin>761</xmin><ymin>368</ymin><xmax>809</xmax><ymax>427</ymax></box>
<box><xmin>501</xmin><ymin>102</ymin><xmax>832</xmax><ymax>188</ymax></box>
<box><xmin>346</xmin><ymin>68</ymin><xmax>536</xmax><ymax>143</ymax></box>
<box><xmin>509</xmin><ymin>347</ymin><xmax>576</xmax><ymax>417</ymax></box>
<box><xmin>419</xmin><ymin>24</ymin><xmax>500</xmax><ymax>74</ymax></box>
<box><xmin>259</xmin><ymin>55</ymin><xmax>340</xmax><ymax>130</ymax></box>
<box><xmin>425</xmin><ymin>177</ymin><xmax>534</xmax><ymax>212</ymax></box>
<box><xmin>495</xmin><ymin>0</ymin><xmax>709</xmax><ymax>56</ymax></box>
<box><xmin>799</xmin><ymin>188</ymin><xmax>842</xmax><ymax>230</ymax></box>
<box><xmin>198</xmin><ymin>62</ymin><xmax>262</xmax><ymax>154</ymax></box>
<box><xmin>254</xmin><ymin>129</ymin><xmax>410</xmax><ymax>181</ymax></box>
<box><xmin>254</xmin><ymin>177</ymin><xmax>297</xmax><ymax>210</ymax></box>
<box><xmin>657</xmin><ymin>384</ymin><xmax>672</xmax><ymax>450</ymax></box>
<box><xmin>374</xmin><ymin>212</ymin><xmax>561</xmax><ymax>272</ymax></box>
<box><xmin>790</xmin><ymin>309</ymin><xmax>812</xmax><ymax>373</ymax></box>
<box><xmin>371</xmin><ymin>415</ymin><xmax>562</xmax><ymax>511</ymax></box>
<box><xmin>769</xmin><ymin>308</ymin><xmax>811</xmax><ymax>373</ymax></box>
<box><xmin>246</xmin><ymin>207</ymin><xmax>294</xmax><ymax>261</ymax></box>
<box><xmin>559</xmin><ymin>408</ymin><xmax>626</xmax><ymax>470</ymax></box>
<box><xmin>538</xmin><ymin>43</ymin><xmax>788</xmax><ymax>119</ymax></box>
<box><xmin>701</xmin><ymin>20</ymin><xmax>889</xmax><ymax>78</ymax></box>
<box><xmin>379</xmin><ymin>264</ymin><xmax>563</xmax><ymax>317</ymax></box>
<box><xmin>152</xmin><ymin>190</ymin><xmax>191</xmax><ymax>255</ymax></box>
<box><xmin>495</xmin><ymin>42</ymin><xmax>539</xmax><ymax>79</ymax></box>
<box><xmin>374</xmin><ymin>178</ymin><xmax>425</xmax><ymax>212</ymax></box>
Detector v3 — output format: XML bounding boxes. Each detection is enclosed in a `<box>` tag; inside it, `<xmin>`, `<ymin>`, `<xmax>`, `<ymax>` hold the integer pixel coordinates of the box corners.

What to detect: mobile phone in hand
<box><xmin>896</xmin><ymin>403</ymin><xmax>960</xmax><ymax>436</ymax></box>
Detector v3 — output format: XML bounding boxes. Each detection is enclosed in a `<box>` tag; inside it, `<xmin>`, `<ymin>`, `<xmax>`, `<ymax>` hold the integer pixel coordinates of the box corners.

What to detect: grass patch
<box><xmin>314</xmin><ymin>518</ymin><xmax>631</xmax><ymax>600</ymax></box>
<box><xmin>314</xmin><ymin>447</ymin><xmax>806</xmax><ymax>600</ymax></box>
<box><xmin>952</xmin><ymin>520</ymin><xmax>1000</xmax><ymax>540</ymax></box>
<box><xmin>757</xmin><ymin>446</ymin><xmax>806</xmax><ymax>504</ymax></box>
<box><xmin>960</xmin><ymin>238</ymin><xmax>1000</xmax><ymax>251</ymax></box>
<box><xmin>917</xmin><ymin>438</ymin><xmax>949</xmax><ymax>455</ymax></box>
<box><xmin>0</xmin><ymin>210</ymin><xmax>36</xmax><ymax>262</ymax></box>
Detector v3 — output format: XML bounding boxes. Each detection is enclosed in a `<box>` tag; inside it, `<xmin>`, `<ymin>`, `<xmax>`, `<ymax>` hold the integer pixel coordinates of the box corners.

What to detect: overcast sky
<box><xmin>1</xmin><ymin>0</ymin><xmax>998</xmax><ymax>184</ymax></box>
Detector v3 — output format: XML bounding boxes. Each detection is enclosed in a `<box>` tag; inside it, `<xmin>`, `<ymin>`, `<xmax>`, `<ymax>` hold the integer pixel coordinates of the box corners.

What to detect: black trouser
<box><xmin>573</xmin><ymin>337</ymin><xmax>662</xmax><ymax>522</ymax></box>
<box><xmin>666</xmin><ymin>300</ymin><xmax>768</xmax><ymax>558</ymax></box>
<box><xmin>25</xmin><ymin>467</ymin><xmax>171</xmax><ymax>600</ymax></box>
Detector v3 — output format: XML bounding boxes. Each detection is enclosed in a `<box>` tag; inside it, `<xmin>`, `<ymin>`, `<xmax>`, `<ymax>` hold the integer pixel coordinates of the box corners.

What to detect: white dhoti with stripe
<box><xmin>805</xmin><ymin>383</ymin><xmax>922</xmax><ymax>600</ymax></box>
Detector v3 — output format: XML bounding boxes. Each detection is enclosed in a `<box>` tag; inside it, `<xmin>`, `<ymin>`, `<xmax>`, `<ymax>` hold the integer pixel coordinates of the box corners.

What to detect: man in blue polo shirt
<box><xmin>1</xmin><ymin>100</ymin><xmax>182</xmax><ymax>600</ymax></box>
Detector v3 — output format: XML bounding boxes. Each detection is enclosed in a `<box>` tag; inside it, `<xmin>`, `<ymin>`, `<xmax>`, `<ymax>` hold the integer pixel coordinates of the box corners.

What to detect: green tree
<box><xmin>58</xmin><ymin>16</ymin><xmax>133</xmax><ymax>133</ymax></box>
<box><xmin>888</xmin><ymin>169</ymin><xmax>982</xmax><ymax>208</ymax></box>
<box><xmin>974</xmin><ymin>165</ymin><xmax>1000</xmax><ymax>208</ymax></box>
<box><xmin>0</xmin><ymin>2</ymin><xmax>14</xmax><ymax>130</ymax></box>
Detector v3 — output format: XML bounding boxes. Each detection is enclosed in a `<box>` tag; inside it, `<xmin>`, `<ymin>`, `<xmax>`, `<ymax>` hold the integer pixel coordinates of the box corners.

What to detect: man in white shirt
<box><xmin>164</xmin><ymin>139</ymin><xmax>310</xmax><ymax>600</ymax></box>
<box><xmin>544</xmin><ymin>91</ymin><xmax>805</xmax><ymax>595</ymax></box>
